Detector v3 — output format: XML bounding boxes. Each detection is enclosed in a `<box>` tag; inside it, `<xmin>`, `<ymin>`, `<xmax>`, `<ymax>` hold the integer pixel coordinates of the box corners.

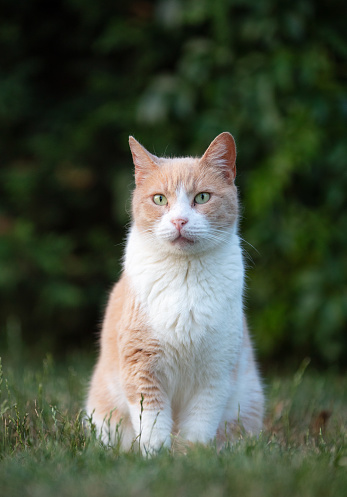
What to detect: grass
<box><xmin>1</xmin><ymin>353</ymin><xmax>347</xmax><ymax>497</ymax></box>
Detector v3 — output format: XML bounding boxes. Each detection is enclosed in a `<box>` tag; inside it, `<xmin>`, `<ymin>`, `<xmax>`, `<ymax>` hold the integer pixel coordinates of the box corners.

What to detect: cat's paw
<box><xmin>140</xmin><ymin>435</ymin><xmax>171</xmax><ymax>456</ymax></box>
<box><xmin>129</xmin><ymin>406</ymin><xmax>172</xmax><ymax>455</ymax></box>
<box><xmin>180</xmin><ymin>420</ymin><xmax>216</xmax><ymax>445</ymax></box>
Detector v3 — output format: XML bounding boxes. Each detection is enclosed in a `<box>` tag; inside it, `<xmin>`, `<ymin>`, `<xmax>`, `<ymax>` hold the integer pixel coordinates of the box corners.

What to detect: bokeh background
<box><xmin>1</xmin><ymin>0</ymin><xmax>346</xmax><ymax>368</ymax></box>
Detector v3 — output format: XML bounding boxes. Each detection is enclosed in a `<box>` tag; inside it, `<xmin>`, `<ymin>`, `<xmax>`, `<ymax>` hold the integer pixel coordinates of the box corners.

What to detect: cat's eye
<box><xmin>153</xmin><ymin>194</ymin><xmax>168</xmax><ymax>206</ymax></box>
<box><xmin>194</xmin><ymin>192</ymin><xmax>210</xmax><ymax>204</ymax></box>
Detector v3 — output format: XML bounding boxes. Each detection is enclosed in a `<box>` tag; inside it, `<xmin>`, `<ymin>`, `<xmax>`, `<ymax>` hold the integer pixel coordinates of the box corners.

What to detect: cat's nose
<box><xmin>171</xmin><ymin>218</ymin><xmax>188</xmax><ymax>231</ymax></box>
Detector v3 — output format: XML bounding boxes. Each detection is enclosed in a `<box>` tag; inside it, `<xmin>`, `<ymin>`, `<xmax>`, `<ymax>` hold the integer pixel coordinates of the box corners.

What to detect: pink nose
<box><xmin>171</xmin><ymin>218</ymin><xmax>188</xmax><ymax>231</ymax></box>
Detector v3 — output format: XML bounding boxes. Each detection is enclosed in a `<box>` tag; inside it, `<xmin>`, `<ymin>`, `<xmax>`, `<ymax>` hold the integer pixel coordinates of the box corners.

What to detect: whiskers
<box><xmin>238</xmin><ymin>236</ymin><xmax>259</xmax><ymax>267</ymax></box>
<box><xmin>239</xmin><ymin>236</ymin><xmax>259</xmax><ymax>255</ymax></box>
<box><xmin>137</xmin><ymin>223</ymin><xmax>243</xmax><ymax>254</ymax></box>
<box><xmin>193</xmin><ymin>227</ymin><xmax>232</xmax><ymax>245</ymax></box>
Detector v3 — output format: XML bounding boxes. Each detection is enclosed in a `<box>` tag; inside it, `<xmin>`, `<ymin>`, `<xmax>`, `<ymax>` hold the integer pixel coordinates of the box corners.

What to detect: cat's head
<box><xmin>129</xmin><ymin>132</ymin><xmax>238</xmax><ymax>255</ymax></box>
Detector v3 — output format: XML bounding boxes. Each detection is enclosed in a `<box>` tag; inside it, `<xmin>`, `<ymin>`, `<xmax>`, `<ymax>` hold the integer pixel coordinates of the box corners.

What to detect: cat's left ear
<box><xmin>129</xmin><ymin>136</ymin><xmax>159</xmax><ymax>186</ymax></box>
<box><xmin>201</xmin><ymin>132</ymin><xmax>237</xmax><ymax>183</ymax></box>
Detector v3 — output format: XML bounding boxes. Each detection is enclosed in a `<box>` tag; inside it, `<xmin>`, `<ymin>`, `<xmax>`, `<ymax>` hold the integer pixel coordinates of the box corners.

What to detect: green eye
<box><xmin>194</xmin><ymin>192</ymin><xmax>210</xmax><ymax>204</ymax></box>
<box><xmin>153</xmin><ymin>194</ymin><xmax>168</xmax><ymax>206</ymax></box>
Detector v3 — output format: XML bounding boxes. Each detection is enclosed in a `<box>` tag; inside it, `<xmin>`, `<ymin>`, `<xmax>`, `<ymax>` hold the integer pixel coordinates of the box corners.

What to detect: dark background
<box><xmin>1</xmin><ymin>0</ymin><xmax>346</xmax><ymax>368</ymax></box>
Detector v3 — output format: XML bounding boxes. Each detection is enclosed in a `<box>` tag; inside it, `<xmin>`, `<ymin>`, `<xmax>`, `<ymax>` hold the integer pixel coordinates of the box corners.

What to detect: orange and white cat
<box><xmin>86</xmin><ymin>132</ymin><xmax>264</xmax><ymax>453</ymax></box>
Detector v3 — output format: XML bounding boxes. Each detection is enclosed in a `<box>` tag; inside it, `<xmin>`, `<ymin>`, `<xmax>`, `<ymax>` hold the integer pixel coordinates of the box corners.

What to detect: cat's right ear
<box><xmin>129</xmin><ymin>136</ymin><xmax>159</xmax><ymax>186</ymax></box>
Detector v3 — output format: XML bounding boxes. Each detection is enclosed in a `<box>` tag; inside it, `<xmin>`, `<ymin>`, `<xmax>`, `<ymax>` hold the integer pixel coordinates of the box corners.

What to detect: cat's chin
<box><xmin>171</xmin><ymin>235</ymin><xmax>195</xmax><ymax>248</ymax></box>
<box><xmin>160</xmin><ymin>234</ymin><xmax>198</xmax><ymax>254</ymax></box>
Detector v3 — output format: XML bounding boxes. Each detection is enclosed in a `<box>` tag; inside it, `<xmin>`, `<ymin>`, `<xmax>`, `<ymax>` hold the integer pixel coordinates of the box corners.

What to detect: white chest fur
<box><xmin>125</xmin><ymin>226</ymin><xmax>245</xmax><ymax>361</ymax></box>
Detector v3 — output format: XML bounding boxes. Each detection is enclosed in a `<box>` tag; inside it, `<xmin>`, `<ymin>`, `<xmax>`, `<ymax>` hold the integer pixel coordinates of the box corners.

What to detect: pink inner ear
<box><xmin>201</xmin><ymin>132</ymin><xmax>237</xmax><ymax>183</ymax></box>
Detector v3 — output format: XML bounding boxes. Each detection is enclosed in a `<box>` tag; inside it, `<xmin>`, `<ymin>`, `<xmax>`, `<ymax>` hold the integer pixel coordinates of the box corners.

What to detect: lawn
<box><xmin>1</xmin><ymin>353</ymin><xmax>346</xmax><ymax>497</ymax></box>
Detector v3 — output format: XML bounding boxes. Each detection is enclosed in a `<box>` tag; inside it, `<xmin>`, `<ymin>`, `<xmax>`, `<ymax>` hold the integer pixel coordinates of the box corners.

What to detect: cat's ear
<box><xmin>129</xmin><ymin>136</ymin><xmax>159</xmax><ymax>186</ymax></box>
<box><xmin>201</xmin><ymin>132</ymin><xmax>237</xmax><ymax>183</ymax></box>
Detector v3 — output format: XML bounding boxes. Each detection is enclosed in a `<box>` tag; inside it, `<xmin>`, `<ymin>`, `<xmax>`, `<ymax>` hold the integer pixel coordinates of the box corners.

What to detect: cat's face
<box><xmin>130</xmin><ymin>133</ymin><xmax>238</xmax><ymax>255</ymax></box>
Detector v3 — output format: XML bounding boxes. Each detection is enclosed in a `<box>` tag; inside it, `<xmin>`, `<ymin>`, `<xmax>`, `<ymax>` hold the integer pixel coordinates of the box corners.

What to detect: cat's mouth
<box><xmin>171</xmin><ymin>234</ymin><xmax>194</xmax><ymax>247</ymax></box>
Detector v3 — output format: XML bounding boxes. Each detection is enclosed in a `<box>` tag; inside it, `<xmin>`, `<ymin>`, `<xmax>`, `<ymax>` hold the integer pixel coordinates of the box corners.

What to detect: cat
<box><xmin>86</xmin><ymin>132</ymin><xmax>264</xmax><ymax>453</ymax></box>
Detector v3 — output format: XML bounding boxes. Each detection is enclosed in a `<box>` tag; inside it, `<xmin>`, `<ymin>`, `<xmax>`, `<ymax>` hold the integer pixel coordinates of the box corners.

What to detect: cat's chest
<box><xmin>125</xmin><ymin>226</ymin><xmax>245</xmax><ymax>347</ymax></box>
<box><xmin>130</xmin><ymin>256</ymin><xmax>244</xmax><ymax>347</ymax></box>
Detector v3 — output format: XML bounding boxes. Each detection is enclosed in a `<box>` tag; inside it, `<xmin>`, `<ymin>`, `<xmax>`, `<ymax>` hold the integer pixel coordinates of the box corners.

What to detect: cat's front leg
<box><xmin>122</xmin><ymin>358</ymin><xmax>172</xmax><ymax>453</ymax></box>
<box><xmin>179</xmin><ymin>385</ymin><xmax>227</xmax><ymax>444</ymax></box>
<box><xmin>120</xmin><ymin>330</ymin><xmax>172</xmax><ymax>454</ymax></box>
<box><xmin>128</xmin><ymin>399</ymin><xmax>172</xmax><ymax>454</ymax></box>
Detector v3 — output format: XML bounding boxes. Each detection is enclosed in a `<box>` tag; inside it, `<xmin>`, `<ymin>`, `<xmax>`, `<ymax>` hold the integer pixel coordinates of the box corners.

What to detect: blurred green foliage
<box><xmin>0</xmin><ymin>0</ymin><xmax>346</xmax><ymax>366</ymax></box>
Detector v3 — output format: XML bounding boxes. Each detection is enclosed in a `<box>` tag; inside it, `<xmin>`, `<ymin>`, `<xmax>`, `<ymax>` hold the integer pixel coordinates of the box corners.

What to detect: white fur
<box><xmin>123</xmin><ymin>216</ymin><xmax>247</xmax><ymax>452</ymax></box>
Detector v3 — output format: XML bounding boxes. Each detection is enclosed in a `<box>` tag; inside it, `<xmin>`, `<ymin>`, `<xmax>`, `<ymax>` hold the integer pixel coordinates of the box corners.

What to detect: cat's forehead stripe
<box><xmin>156</xmin><ymin>158</ymin><xmax>227</xmax><ymax>195</ymax></box>
<box><xmin>158</xmin><ymin>158</ymin><xmax>200</xmax><ymax>193</ymax></box>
